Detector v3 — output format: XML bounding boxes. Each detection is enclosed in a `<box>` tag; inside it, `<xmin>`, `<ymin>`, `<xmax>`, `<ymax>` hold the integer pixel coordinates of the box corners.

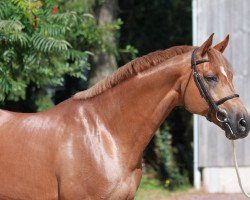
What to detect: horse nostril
<box><xmin>238</xmin><ymin>118</ymin><xmax>247</xmax><ymax>133</ymax></box>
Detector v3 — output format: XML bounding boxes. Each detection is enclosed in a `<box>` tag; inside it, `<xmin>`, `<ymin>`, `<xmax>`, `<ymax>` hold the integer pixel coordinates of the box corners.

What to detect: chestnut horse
<box><xmin>0</xmin><ymin>34</ymin><xmax>249</xmax><ymax>200</ymax></box>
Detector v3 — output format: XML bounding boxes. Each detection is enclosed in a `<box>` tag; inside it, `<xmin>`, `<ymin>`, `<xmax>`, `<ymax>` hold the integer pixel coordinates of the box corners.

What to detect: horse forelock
<box><xmin>73</xmin><ymin>45</ymin><xmax>193</xmax><ymax>100</ymax></box>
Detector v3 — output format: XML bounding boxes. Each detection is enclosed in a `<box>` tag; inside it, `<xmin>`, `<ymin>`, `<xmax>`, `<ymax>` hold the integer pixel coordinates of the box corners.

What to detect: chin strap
<box><xmin>232</xmin><ymin>140</ymin><xmax>250</xmax><ymax>198</ymax></box>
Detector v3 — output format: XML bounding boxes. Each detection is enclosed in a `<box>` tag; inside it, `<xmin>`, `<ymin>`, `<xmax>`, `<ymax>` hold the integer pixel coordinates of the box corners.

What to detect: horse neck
<box><xmin>84</xmin><ymin>54</ymin><xmax>190</xmax><ymax>166</ymax></box>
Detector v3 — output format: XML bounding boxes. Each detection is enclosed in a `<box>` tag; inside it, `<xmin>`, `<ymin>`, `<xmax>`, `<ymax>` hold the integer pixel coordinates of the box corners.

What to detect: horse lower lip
<box><xmin>225</xmin><ymin>131</ymin><xmax>238</xmax><ymax>140</ymax></box>
<box><xmin>227</xmin><ymin>135</ymin><xmax>237</xmax><ymax>140</ymax></box>
<box><xmin>226</xmin><ymin>132</ymin><xmax>232</xmax><ymax>139</ymax></box>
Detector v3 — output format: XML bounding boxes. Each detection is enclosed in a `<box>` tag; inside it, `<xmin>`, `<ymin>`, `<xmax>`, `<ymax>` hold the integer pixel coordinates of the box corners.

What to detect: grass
<box><xmin>135</xmin><ymin>176</ymin><xmax>191</xmax><ymax>200</ymax></box>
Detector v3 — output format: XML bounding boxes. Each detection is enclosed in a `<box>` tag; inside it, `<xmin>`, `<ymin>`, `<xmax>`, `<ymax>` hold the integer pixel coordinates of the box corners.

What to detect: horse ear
<box><xmin>213</xmin><ymin>35</ymin><xmax>229</xmax><ymax>53</ymax></box>
<box><xmin>198</xmin><ymin>33</ymin><xmax>214</xmax><ymax>57</ymax></box>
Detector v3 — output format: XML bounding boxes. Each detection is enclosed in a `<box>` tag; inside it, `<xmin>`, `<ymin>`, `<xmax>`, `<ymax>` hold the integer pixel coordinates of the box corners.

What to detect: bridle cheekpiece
<box><xmin>191</xmin><ymin>48</ymin><xmax>239</xmax><ymax>136</ymax></box>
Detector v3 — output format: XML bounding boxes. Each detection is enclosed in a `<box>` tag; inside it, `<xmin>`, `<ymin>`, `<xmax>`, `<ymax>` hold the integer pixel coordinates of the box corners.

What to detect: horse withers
<box><xmin>0</xmin><ymin>34</ymin><xmax>249</xmax><ymax>199</ymax></box>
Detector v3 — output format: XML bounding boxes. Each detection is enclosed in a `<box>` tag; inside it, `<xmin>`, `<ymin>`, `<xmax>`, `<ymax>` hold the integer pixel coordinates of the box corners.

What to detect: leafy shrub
<box><xmin>155</xmin><ymin>122</ymin><xmax>190</xmax><ymax>190</ymax></box>
<box><xmin>0</xmin><ymin>1</ymin><xmax>87</xmax><ymax>105</ymax></box>
<box><xmin>0</xmin><ymin>0</ymin><xmax>125</xmax><ymax>111</ymax></box>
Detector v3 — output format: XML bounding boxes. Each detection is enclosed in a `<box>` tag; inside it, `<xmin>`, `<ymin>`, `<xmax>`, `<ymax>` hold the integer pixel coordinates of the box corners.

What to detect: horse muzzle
<box><xmin>217</xmin><ymin>110</ymin><xmax>250</xmax><ymax>140</ymax></box>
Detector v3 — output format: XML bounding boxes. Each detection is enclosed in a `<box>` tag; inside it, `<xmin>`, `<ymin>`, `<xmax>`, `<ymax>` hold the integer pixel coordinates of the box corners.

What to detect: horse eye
<box><xmin>204</xmin><ymin>75</ymin><xmax>218</xmax><ymax>83</ymax></box>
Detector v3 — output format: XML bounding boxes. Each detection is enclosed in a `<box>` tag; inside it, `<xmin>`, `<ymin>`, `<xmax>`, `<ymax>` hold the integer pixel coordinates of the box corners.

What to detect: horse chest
<box><xmin>58</xmin><ymin>164</ymin><xmax>142</xmax><ymax>199</ymax></box>
<box><xmin>103</xmin><ymin>167</ymin><xmax>142</xmax><ymax>200</ymax></box>
<box><xmin>89</xmin><ymin>151</ymin><xmax>143</xmax><ymax>199</ymax></box>
<box><xmin>57</xmin><ymin>140</ymin><xmax>142</xmax><ymax>199</ymax></box>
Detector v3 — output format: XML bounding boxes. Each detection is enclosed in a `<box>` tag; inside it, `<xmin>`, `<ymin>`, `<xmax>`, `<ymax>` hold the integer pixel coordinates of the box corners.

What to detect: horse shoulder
<box><xmin>54</xmin><ymin>104</ymin><xmax>142</xmax><ymax>199</ymax></box>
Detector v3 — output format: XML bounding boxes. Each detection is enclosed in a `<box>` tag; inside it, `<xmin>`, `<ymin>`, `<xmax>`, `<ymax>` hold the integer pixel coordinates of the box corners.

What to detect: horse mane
<box><xmin>73</xmin><ymin>45</ymin><xmax>193</xmax><ymax>100</ymax></box>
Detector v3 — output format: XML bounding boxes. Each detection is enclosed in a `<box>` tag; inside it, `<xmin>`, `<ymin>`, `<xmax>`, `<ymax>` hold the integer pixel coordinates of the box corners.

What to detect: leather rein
<box><xmin>191</xmin><ymin>48</ymin><xmax>239</xmax><ymax>123</ymax></box>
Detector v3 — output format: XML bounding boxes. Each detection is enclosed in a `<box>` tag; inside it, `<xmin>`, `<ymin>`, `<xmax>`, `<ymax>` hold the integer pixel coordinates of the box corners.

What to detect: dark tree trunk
<box><xmin>88</xmin><ymin>0</ymin><xmax>118</xmax><ymax>86</ymax></box>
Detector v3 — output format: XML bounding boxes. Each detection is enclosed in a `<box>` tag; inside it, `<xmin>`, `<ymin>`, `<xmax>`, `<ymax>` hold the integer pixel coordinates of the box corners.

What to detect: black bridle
<box><xmin>191</xmin><ymin>48</ymin><xmax>239</xmax><ymax>124</ymax></box>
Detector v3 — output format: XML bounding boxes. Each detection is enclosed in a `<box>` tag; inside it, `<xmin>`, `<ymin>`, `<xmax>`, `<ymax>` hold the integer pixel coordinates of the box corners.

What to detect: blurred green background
<box><xmin>0</xmin><ymin>0</ymin><xmax>192</xmax><ymax>197</ymax></box>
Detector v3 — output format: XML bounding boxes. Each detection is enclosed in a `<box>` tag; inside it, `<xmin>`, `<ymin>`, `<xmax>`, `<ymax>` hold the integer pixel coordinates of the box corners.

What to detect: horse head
<box><xmin>184</xmin><ymin>34</ymin><xmax>250</xmax><ymax>140</ymax></box>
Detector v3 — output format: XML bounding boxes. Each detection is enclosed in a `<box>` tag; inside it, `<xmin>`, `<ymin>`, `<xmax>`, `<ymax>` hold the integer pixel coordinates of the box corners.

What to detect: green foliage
<box><xmin>35</xmin><ymin>93</ymin><xmax>54</xmax><ymax>112</ymax></box>
<box><xmin>155</xmin><ymin>123</ymin><xmax>190</xmax><ymax>190</ymax></box>
<box><xmin>138</xmin><ymin>176</ymin><xmax>161</xmax><ymax>190</ymax></box>
<box><xmin>59</xmin><ymin>1</ymin><xmax>125</xmax><ymax>55</ymax></box>
<box><xmin>135</xmin><ymin>176</ymin><xmax>190</xmax><ymax>200</ymax></box>
<box><xmin>119</xmin><ymin>44</ymin><xmax>138</xmax><ymax>61</ymax></box>
<box><xmin>0</xmin><ymin>0</ymin><xmax>122</xmax><ymax>111</ymax></box>
<box><xmin>0</xmin><ymin>1</ymin><xmax>81</xmax><ymax>103</ymax></box>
